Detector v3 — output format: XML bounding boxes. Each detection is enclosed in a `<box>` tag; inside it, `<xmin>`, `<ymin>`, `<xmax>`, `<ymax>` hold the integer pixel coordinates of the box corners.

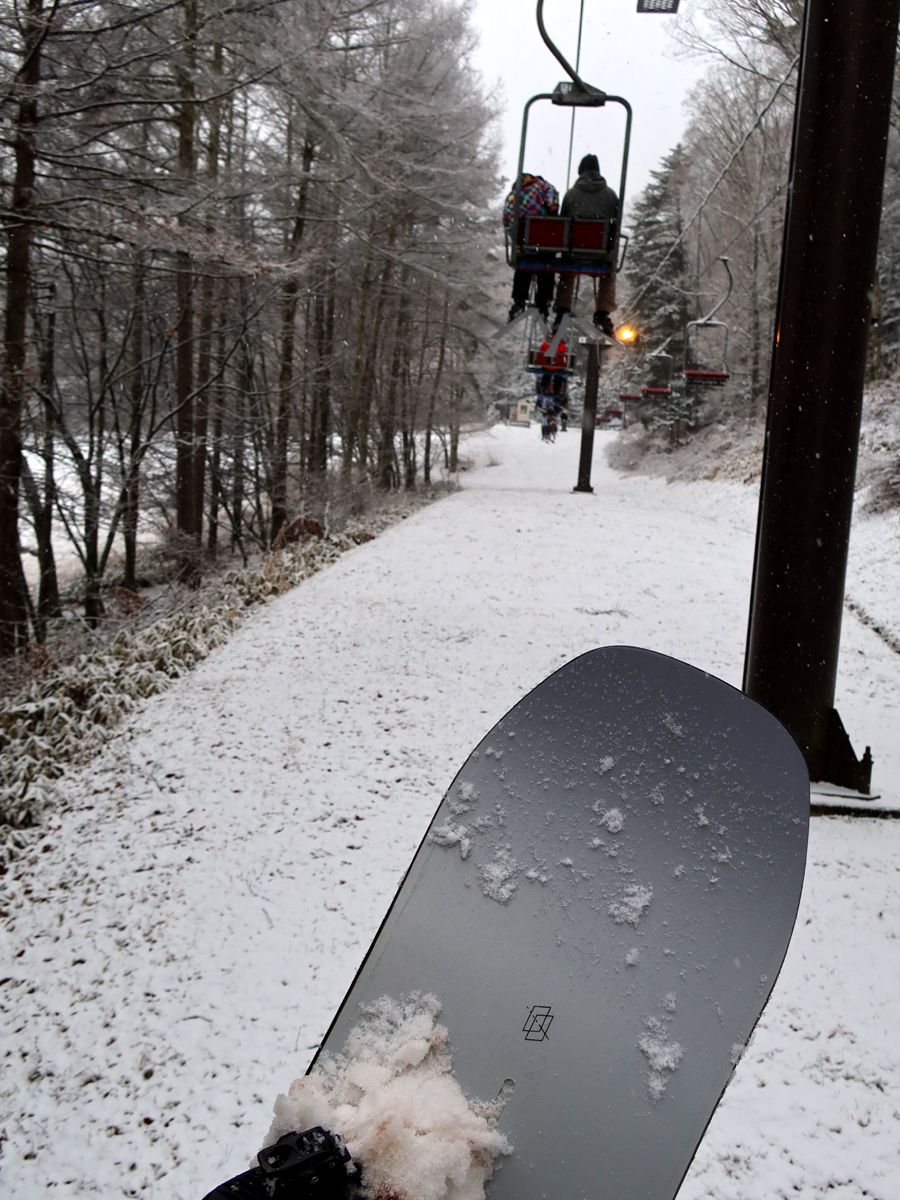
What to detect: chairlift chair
<box><xmin>597</xmin><ymin>405</ymin><xmax>624</xmax><ymax>428</ymax></box>
<box><xmin>641</xmin><ymin>352</ymin><xmax>674</xmax><ymax>398</ymax></box>
<box><xmin>683</xmin><ymin>257</ymin><xmax>733</xmax><ymax>387</ymax></box>
<box><xmin>505</xmin><ymin>2</ymin><xmax>636</xmax><ymax>283</ymax></box>
<box><xmin>527</xmin><ymin>344</ymin><xmax>576</xmax><ymax>374</ymax></box>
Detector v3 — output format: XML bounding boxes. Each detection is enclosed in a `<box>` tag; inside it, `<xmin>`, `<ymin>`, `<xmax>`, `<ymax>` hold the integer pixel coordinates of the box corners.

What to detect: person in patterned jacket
<box><xmin>504</xmin><ymin>173</ymin><xmax>559</xmax><ymax>323</ymax></box>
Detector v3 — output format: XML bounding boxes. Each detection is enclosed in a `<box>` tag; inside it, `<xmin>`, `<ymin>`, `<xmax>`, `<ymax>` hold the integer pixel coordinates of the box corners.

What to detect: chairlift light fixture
<box><xmin>617</xmin><ymin>325</ymin><xmax>637</xmax><ymax>343</ymax></box>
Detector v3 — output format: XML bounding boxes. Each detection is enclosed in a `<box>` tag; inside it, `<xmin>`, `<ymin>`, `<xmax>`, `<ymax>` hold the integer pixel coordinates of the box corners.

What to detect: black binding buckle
<box><xmin>202</xmin><ymin>1126</ymin><xmax>354</xmax><ymax>1200</ymax></box>
<box><xmin>258</xmin><ymin>1128</ymin><xmax>350</xmax><ymax>1178</ymax></box>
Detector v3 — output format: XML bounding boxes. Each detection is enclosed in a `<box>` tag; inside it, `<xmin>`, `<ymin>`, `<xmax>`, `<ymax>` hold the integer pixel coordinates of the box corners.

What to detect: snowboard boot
<box><xmin>593</xmin><ymin>310</ymin><xmax>615</xmax><ymax>337</ymax></box>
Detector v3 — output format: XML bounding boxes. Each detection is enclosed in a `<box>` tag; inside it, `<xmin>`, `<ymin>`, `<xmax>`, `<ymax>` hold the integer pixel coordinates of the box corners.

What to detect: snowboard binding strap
<box><xmin>202</xmin><ymin>1127</ymin><xmax>356</xmax><ymax>1200</ymax></box>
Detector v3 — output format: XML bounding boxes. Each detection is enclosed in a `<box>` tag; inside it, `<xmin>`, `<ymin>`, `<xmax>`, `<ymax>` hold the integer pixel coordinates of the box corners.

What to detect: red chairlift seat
<box><xmin>521</xmin><ymin>215</ymin><xmax>570</xmax><ymax>256</ymax></box>
<box><xmin>618</xmin><ymin>392</ymin><xmax>641</xmax><ymax>401</ymax></box>
<box><xmin>516</xmin><ymin>216</ymin><xmax>616</xmax><ymax>276</ymax></box>
<box><xmin>641</xmin><ymin>386</ymin><xmax>672</xmax><ymax>397</ymax></box>
<box><xmin>527</xmin><ymin>347</ymin><xmax>575</xmax><ymax>372</ymax></box>
<box><xmin>596</xmin><ymin>406</ymin><xmax>624</xmax><ymax>427</ymax></box>
<box><xmin>569</xmin><ymin>217</ymin><xmax>615</xmax><ymax>262</ymax></box>
<box><xmin>683</xmin><ymin>367</ymin><xmax>730</xmax><ymax>386</ymax></box>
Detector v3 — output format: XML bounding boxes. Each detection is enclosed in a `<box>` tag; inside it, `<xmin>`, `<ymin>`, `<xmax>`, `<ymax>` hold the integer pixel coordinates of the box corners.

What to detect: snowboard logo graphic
<box><xmin>523</xmin><ymin>1005</ymin><xmax>554</xmax><ymax>1041</ymax></box>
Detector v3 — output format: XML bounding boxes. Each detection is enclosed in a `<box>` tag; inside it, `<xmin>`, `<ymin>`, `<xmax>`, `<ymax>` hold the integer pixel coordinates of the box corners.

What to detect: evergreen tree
<box><xmin>623</xmin><ymin>145</ymin><xmax>692</xmax><ymax>357</ymax></box>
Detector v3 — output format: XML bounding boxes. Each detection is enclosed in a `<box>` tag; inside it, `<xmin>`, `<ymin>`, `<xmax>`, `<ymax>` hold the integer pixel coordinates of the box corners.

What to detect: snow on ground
<box><xmin>1</xmin><ymin>424</ymin><xmax>899</xmax><ymax>1199</ymax></box>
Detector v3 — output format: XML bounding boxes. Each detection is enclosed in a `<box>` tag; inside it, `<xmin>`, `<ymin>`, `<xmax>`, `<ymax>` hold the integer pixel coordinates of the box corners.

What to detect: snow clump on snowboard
<box><xmin>638</xmin><ymin>1016</ymin><xmax>684</xmax><ymax>1101</ymax></box>
<box><xmin>608</xmin><ymin>883</ymin><xmax>653</xmax><ymax>926</ymax></box>
<box><xmin>265</xmin><ymin>993</ymin><xmax>511</xmax><ymax>1200</ymax></box>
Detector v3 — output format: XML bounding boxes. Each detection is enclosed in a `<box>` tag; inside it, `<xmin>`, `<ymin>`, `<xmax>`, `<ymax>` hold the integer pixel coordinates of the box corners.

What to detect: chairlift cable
<box><xmin>621</xmin><ymin>54</ymin><xmax>799</xmax><ymax>324</ymax></box>
<box><xmin>697</xmin><ymin>181</ymin><xmax>788</xmax><ymax>275</ymax></box>
<box><xmin>565</xmin><ymin>0</ymin><xmax>588</xmax><ymax>191</ymax></box>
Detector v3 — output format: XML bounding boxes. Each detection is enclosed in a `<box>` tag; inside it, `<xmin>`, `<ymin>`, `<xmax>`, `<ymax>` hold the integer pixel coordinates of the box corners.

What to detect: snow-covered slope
<box><xmin>1</xmin><ymin>425</ymin><xmax>898</xmax><ymax>1199</ymax></box>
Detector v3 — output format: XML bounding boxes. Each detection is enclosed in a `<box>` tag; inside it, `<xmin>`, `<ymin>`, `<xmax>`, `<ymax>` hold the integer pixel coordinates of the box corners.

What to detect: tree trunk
<box><xmin>273</xmin><ymin>133</ymin><xmax>315</xmax><ymax>542</ymax></box>
<box><xmin>449</xmin><ymin>377</ymin><xmax>461</xmax><ymax>473</ymax></box>
<box><xmin>189</xmin><ymin>43</ymin><xmax>224</xmax><ymax>562</ymax></box>
<box><xmin>174</xmin><ymin>0</ymin><xmax>197</xmax><ymax>570</ymax></box>
<box><xmin>423</xmin><ymin>294</ymin><xmax>448</xmax><ymax>487</ymax></box>
<box><xmin>20</xmin><ymin>457</ymin><xmax>54</xmax><ymax>642</ymax></box>
<box><xmin>29</xmin><ymin>290</ymin><xmax>61</xmax><ymax>629</ymax></box>
<box><xmin>231</xmin><ymin>303</ymin><xmax>250</xmax><ymax>559</ymax></box>
<box><xmin>345</xmin><ymin>250</ymin><xmax>373</xmax><ymax>473</ymax></box>
<box><xmin>378</xmin><ymin>264</ymin><xmax>410</xmax><ymax>490</ymax></box>
<box><xmin>84</xmin><ymin>293</ymin><xmax>108</xmax><ymax>626</ymax></box>
<box><xmin>309</xmin><ymin>263</ymin><xmax>334</xmax><ymax>476</ymax></box>
<box><xmin>192</xmin><ymin>268</ymin><xmax>213</xmax><ymax>560</ymax></box>
<box><xmin>123</xmin><ymin>251</ymin><xmax>145</xmax><ymax>590</ymax></box>
<box><xmin>231</xmin><ymin>385</ymin><xmax>246</xmax><ymax>560</ymax></box>
<box><xmin>401</xmin><ymin>297</ymin><xmax>418</xmax><ymax>490</ymax></box>
<box><xmin>0</xmin><ymin>0</ymin><xmax>44</xmax><ymax>656</ymax></box>
<box><xmin>358</xmin><ymin>224</ymin><xmax>397</xmax><ymax>468</ymax></box>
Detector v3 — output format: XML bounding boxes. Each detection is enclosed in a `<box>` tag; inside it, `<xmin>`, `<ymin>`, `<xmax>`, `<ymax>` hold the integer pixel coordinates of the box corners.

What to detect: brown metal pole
<box><xmin>574</xmin><ymin>342</ymin><xmax>599</xmax><ymax>493</ymax></box>
<box><xmin>743</xmin><ymin>0</ymin><xmax>899</xmax><ymax>791</ymax></box>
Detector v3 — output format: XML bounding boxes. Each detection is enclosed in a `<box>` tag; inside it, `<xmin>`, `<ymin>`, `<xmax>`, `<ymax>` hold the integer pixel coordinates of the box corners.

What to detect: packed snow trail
<box><xmin>1</xmin><ymin>426</ymin><xmax>898</xmax><ymax>1199</ymax></box>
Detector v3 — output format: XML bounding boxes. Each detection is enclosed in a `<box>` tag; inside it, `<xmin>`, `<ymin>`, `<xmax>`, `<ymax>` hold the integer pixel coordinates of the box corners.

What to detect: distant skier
<box><xmin>553</xmin><ymin>154</ymin><xmax>619</xmax><ymax>336</ymax></box>
<box><xmin>504</xmin><ymin>173</ymin><xmax>559</xmax><ymax>323</ymax></box>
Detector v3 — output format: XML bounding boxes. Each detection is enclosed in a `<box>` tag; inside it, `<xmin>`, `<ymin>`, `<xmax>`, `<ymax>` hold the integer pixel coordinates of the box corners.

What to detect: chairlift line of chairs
<box><xmin>618</xmin><ymin>257</ymin><xmax>733</xmax><ymax>400</ymax></box>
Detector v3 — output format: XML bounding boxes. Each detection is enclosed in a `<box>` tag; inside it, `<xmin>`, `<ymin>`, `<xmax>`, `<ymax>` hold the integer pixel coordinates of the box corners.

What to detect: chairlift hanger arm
<box><xmin>536</xmin><ymin>0</ymin><xmax>603</xmax><ymax>95</ymax></box>
<box><xmin>698</xmin><ymin>256</ymin><xmax>733</xmax><ymax>324</ymax></box>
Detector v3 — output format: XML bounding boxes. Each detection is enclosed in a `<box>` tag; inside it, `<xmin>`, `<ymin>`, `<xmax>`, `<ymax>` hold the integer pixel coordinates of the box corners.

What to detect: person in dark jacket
<box><xmin>554</xmin><ymin>154</ymin><xmax>619</xmax><ymax>335</ymax></box>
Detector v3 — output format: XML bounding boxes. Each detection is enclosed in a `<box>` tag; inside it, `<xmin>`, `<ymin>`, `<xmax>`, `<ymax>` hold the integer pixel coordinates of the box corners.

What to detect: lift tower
<box><xmin>743</xmin><ymin>0</ymin><xmax>900</xmax><ymax>792</ymax></box>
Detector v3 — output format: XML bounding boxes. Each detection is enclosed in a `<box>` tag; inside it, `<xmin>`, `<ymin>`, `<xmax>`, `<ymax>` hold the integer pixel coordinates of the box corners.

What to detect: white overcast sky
<box><xmin>468</xmin><ymin>0</ymin><xmax>707</xmax><ymax>214</ymax></box>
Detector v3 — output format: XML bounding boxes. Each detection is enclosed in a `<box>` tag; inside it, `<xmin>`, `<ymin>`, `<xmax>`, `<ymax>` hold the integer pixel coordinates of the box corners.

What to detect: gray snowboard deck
<box><xmin>313</xmin><ymin>647</ymin><xmax>809</xmax><ymax>1200</ymax></box>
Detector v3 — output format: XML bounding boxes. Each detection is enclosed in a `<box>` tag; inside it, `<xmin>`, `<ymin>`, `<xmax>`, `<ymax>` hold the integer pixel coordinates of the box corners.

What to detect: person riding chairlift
<box><xmin>553</xmin><ymin>154</ymin><xmax>618</xmax><ymax>337</ymax></box>
<box><xmin>535</xmin><ymin>336</ymin><xmax>568</xmax><ymax>369</ymax></box>
<box><xmin>504</xmin><ymin>173</ymin><xmax>559</xmax><ymax>323</ymax></box>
